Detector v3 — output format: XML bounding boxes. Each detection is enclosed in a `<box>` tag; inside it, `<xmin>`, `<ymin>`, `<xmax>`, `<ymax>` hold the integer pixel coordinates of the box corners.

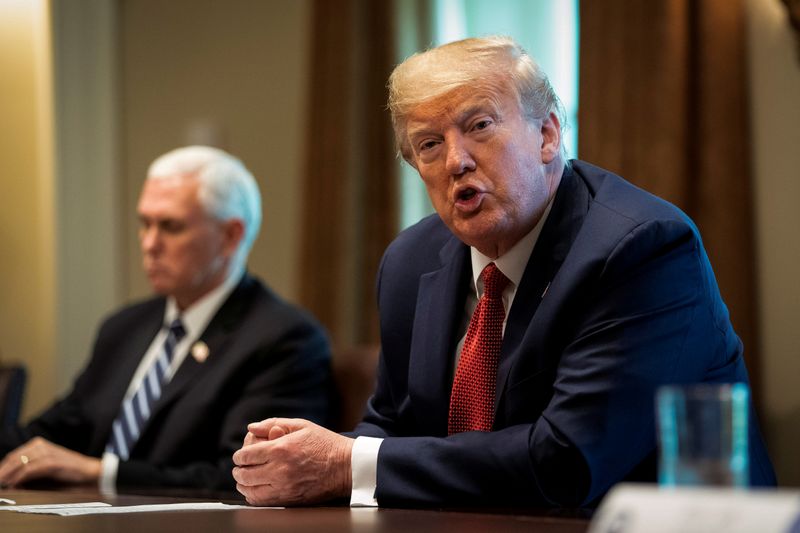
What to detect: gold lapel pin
<box><xmin>191</xmin><ymin>341</ymin><xmax>209</xmax><ymax>363</ymax></box>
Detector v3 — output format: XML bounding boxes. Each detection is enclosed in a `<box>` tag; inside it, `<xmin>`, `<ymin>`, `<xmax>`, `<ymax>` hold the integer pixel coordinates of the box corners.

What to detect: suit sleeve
<box><xmin>116</xmin><ymin>318</ymin><xmax>332</xmax><ymax>491</ymax></box>
<box><xmin>0</xmin><ymin>320</ymin><xmax>121</xmax><ymax>456</ymax></box>
<box><xmin>362</xmin><ymin>219</ymin><xmax>741</xmax><ymax>507</ymax></box>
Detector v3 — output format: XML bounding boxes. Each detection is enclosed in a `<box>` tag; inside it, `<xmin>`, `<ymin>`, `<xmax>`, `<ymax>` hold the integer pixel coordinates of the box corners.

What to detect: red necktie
<box><xmin>448</xmin><ymin>263</ymin><xmax>510</xmax><ymax>435</ymax></box>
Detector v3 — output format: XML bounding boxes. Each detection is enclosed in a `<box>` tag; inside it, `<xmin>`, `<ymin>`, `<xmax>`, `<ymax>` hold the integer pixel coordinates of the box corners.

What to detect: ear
<box><xmin>540</xmin><ymin>112</ymin><xmax>561</xmax><ymax>164</ymax></box>
<box><xmin>221</xmin><ymin>218</ymin><xmax>245</xmax><ymax>257</ymax></box>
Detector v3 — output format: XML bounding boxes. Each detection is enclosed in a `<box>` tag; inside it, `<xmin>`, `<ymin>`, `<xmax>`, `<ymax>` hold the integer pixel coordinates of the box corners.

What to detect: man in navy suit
<box><xmin>0</xmin><ymin>146</ymin><xmax>331</xmax><ymax>491</ymax></box>
<box><xmin>232</xmin><ymin>36</ymin><xmax>775</xmax><ymax>507</ymax></box>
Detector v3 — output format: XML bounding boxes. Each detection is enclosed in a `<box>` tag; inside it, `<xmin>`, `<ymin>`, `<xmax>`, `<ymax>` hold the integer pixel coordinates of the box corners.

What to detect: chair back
<box><xmin>331</xmin><ymin>345</ymin><xmax>379</xmax><ymax>432</ymax></box>
<box><xmin>0</xmin><ymin>365</ymin><xmax>26</xmax><ymax>430</ymax></box>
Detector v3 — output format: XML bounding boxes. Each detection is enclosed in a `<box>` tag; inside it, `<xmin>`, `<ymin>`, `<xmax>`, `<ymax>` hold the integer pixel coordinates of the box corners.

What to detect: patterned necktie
<box><xmin>106</xmin><ymin>318</ymin><xmax>186</xmax><ymax>460</ymax></box>
<box><xmin>448</xmin><ymin>263</ymin><xmax>510</xmax><ymax>435</ymax></box>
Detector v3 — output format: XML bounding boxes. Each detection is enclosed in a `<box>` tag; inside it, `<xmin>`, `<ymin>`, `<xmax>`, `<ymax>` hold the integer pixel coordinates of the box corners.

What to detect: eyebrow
<box><xmin>407</xmin><ymin>98</ymin><xmax>500</xmax><ymax>141</ymax></box>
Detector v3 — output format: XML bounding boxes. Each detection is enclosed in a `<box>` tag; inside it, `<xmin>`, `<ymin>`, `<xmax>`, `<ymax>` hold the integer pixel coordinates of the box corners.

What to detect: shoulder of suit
<box><xmin>385</xmin><ymin>214</ymin><xmax>454</xmax><ymax>258</ymax></box>
<box><xmin>101</xmin><ymin>294</ymin><xmax>165</xmax><ymax>325</ymax></box>
<box><xmin>232</xmin><ymin>274</ymin><xmax>326</xmax><ymax>335</ymax></box>
<box><xmin>91</xmin><ymin>295</ymin><xmax>165</xmax><ymax>342</ymax></box>
<box><xmin>571</xmin><ymin>159</ymin><xmax>695</xmax><ymax>229</ymax></box>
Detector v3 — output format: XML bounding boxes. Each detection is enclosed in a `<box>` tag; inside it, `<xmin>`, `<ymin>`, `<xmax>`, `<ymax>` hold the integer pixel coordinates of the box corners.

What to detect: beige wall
<box><xmin>0</xmin><ymin>0</ymin><xmax>57</xmax><ymax>417</ymax></box>
<box><xmin>746</xmin><ymin>0</ymin><xmax>800</xmax><ymax>486</ymax></box>
<box><xmin>51</xmin><ymin>0</ymin><xmax>123</xmax><ymax>403</ymax></box>
<box><xmin>120</xmin><ymin>0</ymin><xmax>311</xmax><ymax>304</ymax></box>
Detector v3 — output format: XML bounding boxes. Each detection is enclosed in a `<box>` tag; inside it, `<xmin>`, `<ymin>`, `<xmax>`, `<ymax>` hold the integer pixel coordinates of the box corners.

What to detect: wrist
<box><xmin>86</xmin><ymin>457</ymin><xmax>102</xmax><ymax>482</ymax></box>
<box><xmin>335</xmin><ymin>437</ymin><xmax>354</xmax><ymax>498</ymax></box>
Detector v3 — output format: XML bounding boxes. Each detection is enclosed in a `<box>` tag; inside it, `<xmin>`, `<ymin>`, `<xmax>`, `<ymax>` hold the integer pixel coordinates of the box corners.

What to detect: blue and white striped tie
<box><xmin>106</xmin><ymin>319</ymin><xmax>186</xmax><ymax>460</ymax></box>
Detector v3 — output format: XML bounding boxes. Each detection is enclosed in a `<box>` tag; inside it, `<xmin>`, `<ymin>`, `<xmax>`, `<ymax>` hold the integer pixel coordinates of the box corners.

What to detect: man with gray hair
<box><xmin>0</xmin><ymin>146</ymin><xmax>331</xmax><ymax>491</ymax></box>
<box><xmin>232</xmin><ymin>37</ymin><xmax>774</xmax><ymax>508</ymax></box>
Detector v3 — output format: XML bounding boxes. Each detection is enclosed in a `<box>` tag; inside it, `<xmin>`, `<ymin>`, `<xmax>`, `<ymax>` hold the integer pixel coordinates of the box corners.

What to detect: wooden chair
<box><xmin>331</xmin><ymin>345</ymin><xmax>379</xmax><ymax>432</ymax></box>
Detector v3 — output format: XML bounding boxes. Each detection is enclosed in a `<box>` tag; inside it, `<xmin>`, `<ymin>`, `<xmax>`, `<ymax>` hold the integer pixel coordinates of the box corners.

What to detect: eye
<box><xmin>472</xmin><ymin>119</ymin><xmax>493</xmax><ymax>131</ymax></box>
<box><xmin>159</xmin><ymin>219</ymin><xmax>186</xmax><ymax>234</ymax></box>
<box><xmin>418</xmin><ymin>139</ymin><xmax>439</xmax><ymax>152</ymax></box>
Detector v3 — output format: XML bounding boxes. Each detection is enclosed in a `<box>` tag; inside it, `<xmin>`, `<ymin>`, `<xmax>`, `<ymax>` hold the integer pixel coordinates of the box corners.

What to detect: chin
<box><xmin>147</xmin><ymin>280</ymin><xmax>173</xmax><ymax>296</ymax></box>
<box><xmin>453</xmin><ymin>222</ymin><xmax>497</xmax><ymax>245</ymax></box>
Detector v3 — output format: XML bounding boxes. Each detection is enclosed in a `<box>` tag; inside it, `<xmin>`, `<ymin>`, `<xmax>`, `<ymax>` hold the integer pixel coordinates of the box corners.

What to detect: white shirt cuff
<box><xmin>349</xmin><ymin>436</ymin><xmax>382</xmax><ymax>507</ymax></box>
<box><xmin>99</xmin><ymin>452</ymin><xmax>119</xmax><ymax>496</ymax></box>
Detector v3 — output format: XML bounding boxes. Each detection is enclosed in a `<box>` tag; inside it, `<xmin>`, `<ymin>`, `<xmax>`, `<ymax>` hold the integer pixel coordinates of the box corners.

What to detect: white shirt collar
<box><xmin>163</xmin><ymin>266</ymin><xmax>244</xmax><ymax>338</ymax></box>
<box><xmin>469</xmin><ymin>194</ymin><xmax>558</xmax><ymax>297</ymax></box>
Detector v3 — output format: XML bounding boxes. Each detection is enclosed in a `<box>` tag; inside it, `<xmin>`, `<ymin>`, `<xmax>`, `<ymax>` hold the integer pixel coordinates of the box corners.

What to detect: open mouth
<box><xmin>457</xmin><ymin>187</ymin><xmax>477</xmax><ymax>201</ymax></box>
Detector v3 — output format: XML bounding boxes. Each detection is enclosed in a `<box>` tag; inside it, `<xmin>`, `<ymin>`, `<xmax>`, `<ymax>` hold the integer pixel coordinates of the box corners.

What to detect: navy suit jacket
<box><xmin>1</xmin><ymin>274</ymin><xmax>332</xmax><ymax>491</ymax></box>
<box><xmin>354</xmin><ymin>160</ymin><xmax>775</xmax><ymax>507</ymax></box>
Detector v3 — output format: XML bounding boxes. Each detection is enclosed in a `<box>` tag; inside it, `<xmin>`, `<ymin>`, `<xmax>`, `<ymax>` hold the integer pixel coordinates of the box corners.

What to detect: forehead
<box><xmin>406</xmin><ymin>84</ymin><xmax>518</xmax><ymax>133</ymax></box>
<box><xmin>137</xmin><ymin>176</ymin><xmax>203</xmax><ymax>217</ymax></box>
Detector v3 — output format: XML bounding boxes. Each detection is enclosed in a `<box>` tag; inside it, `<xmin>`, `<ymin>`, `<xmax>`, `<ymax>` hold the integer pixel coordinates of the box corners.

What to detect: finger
<box><xmin>247</xmin><ymin>418</ymin><xmax>281</xmax><ymax>437</ymax></box>
<box><xmin>4</xmin><ymin>456</ymin><xmax>48</xmax><ymax>488</ymax></box>
<box><xmin>237</xmin><ymin>482</ymin><xmax>277</xmax><ymax>507</ymax></box>
<box><xmin>232</xmin><ymin>440</ymin><xmax>272</xmax><ymax>466</ymax></box>
<box><xmin>243</xmin><ymin>431</ymin><xmax>259</xmax><ymax>447</ymax></box>
<box><xmin>232</xmin><ymin>464</ymin><xmax>272</xmax><ymax>487</ymax></box>
<box><xmin>237</xmin><ymin>484</ymin><xmax>259</xmax><ymax>505</ymax></box>
<box><xmin>247</xmin><ymin>417</ymin><xmax>312</xmax><ymax>437</ymax></box>
<box><xmin>272</xmin><ymin>418</ymin><xmax>315</xmax><ymax>432</ymax></box>
<box><xmin>268</xmin><ymin>426</ymin><xmax>287</xmax><ymax>440</ymax></box>
<box><xmin>4</xmin><ymin>464</ymin><xmax>31</xmax><ymax>487</ymax></box>
<box><xmin>0</xmin><ymin>445</ymin><xmax>30</xmax><ymax>485</ymax></box>
<box><xmin>0</xmin><ymin>457</ymin><xmax>21</xmax><ymax>486</ymax></box>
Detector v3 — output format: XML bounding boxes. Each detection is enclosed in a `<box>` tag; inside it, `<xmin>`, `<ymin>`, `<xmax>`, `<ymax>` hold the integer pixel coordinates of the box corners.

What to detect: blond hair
<box><xmin>388</xmin><ymin>36</ymin><xmax>566</xmax><ymax>162</ymax></box>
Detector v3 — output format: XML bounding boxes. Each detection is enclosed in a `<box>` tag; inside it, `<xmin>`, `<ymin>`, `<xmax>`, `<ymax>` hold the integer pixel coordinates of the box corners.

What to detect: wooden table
<box><xmin>0</xmin><ymin>488</ymin><xmax>590</xmax><ymax>532</ymax></box>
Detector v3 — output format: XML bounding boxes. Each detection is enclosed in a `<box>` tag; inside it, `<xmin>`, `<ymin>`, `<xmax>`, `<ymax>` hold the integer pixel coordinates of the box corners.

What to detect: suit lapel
<box><xmin>141</xmin><ymin>276</ymin><xmax>250</xmax><ymax>436</ymax></box>
<box><xmin>408</xmin><ymin>236</ymin><xmax>470</xmax><ymax>436</ymax></box>
<box><xmin>495</xmin><ymin>168</ymin><xmax>589</xmax><ymax>412</ymax></box>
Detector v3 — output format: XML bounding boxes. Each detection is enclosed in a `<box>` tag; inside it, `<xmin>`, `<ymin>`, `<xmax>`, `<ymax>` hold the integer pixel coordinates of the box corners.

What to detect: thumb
<box><xmin>268</xmin><ymin>426</ymin><xmax>287</xmax><ymax>440</ymax></box>
<box><xmin>248</xmin><ymin>417</ymin><xmax>313</xmax><ymax>437</ymax></box>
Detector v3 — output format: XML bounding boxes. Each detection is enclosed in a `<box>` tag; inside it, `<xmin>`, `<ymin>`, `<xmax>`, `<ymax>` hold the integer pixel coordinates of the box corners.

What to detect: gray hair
<box><xmin>147</xmin><ymin>145</ymin><xmax>262</xmax><ymax>272</ymax></box>
<box><xmin>388</xmin><ymin>35</ymin><xmax>566</xmax><ymax>164</ymax></box>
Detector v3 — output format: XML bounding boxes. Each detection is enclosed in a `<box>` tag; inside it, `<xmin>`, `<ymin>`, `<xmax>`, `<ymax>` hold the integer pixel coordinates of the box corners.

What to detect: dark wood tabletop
<box><xmin>0</xmin><ymin>487</ymin><xmax>591</xmax><ymax>532</ymax></box>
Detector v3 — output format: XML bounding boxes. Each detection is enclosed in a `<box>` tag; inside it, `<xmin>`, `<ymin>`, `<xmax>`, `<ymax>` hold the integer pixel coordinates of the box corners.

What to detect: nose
<box><xmin>444</xmin><ymin>136</ymin><xmax>476</xmax><ymax>176</ymax></box>
<box><xmin>140</xmin><ymin>225</ymin><xmax>161</xmax><ymax>253</ymax></box>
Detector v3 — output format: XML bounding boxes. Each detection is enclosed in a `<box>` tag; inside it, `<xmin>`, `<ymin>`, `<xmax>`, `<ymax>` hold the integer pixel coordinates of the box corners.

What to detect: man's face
<box><xmin>137</xmin><ymin>177</ymin><xmax>233</xmax><ymax>309</ymax></box>
<box><xmin>405</xmin><ymin>83</ymin><xmax>561</xmax><ymax>258</ymax></box>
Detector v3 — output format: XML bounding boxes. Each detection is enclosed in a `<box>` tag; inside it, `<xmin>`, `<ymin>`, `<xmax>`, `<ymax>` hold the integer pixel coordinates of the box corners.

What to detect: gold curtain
<box><xmin>299</xmin><ymin>0</ymin><xmax>398</xmax><ymax>347</ymax></box>
<box><xmin>579</xmin><ymin>0</ymin><xmax>761</xmax><ymax>391</ymax></box>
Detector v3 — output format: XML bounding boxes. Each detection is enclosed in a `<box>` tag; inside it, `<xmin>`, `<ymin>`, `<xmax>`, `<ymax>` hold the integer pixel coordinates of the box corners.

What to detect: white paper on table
<box><xmin>589</xmin><ymin>484</ymin><xmax>800</xmax><ymax>533</ymax></box>
<box><xmin>0</xmin><ymin>501</ymin><xmax>278</xmax><ymax>516</ymax></box>
<box><xmin>0</xmin><ymin>502</ymin><xmax>111</xmax><ymax>512</ymax></box>
<box><xmin>0</xmin><ymin>498</ymin><xmax>16</xmax><ymax>504</ymax></box>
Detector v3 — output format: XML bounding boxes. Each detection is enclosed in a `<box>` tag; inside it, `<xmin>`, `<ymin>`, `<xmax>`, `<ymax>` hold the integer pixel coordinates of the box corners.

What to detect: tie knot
<box><xmin>481</xmin><ymin>263</ymin><xmax>509</xmax><ymax>299</ymax></box>
<box><xmin>168</xmin><ymin>318</ymin><xmax>186</xmax><ymax>342</ymax></box>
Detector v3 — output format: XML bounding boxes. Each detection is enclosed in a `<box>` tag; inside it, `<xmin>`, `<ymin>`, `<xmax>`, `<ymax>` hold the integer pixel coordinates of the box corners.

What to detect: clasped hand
<box><xmin>232</xmin><ymin>418</ymin><xmax>354</xmax><ymax>506</ymax></box>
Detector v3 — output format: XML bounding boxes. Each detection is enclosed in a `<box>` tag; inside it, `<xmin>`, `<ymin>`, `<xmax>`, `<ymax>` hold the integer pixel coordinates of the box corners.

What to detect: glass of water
<box><xmin>656</xmin><ymin>383</ymin><xmax>749</xmax><ymax>487</ymax></box>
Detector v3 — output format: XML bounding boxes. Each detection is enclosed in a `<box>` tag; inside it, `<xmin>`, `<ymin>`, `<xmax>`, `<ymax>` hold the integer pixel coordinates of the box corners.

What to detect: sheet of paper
<box><xmin>0</xmin><ymin>502</ymin><xmax>110</xmax><ymax>512</ymax></box>
<box><xmin>0</xmin><ymin>498</ymin><xmax>16</xmax><ymax>504</ymax></box>
<box><xmin>1</xmin><ymin>501</ymin><xmax>277</xmax><ymax>516</ymax></box>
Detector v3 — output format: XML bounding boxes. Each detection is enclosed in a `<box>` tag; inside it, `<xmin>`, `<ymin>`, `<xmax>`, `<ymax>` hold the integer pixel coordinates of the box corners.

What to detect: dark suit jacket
<box><xmin>354</xmin><ymin>160</ymin><xmax>776</xmax><ymax>507</ymax></box>
<box><xmin>1</xmin><ymin>274</ymin><xmax>331</xmax><ymax>490</ymax></box>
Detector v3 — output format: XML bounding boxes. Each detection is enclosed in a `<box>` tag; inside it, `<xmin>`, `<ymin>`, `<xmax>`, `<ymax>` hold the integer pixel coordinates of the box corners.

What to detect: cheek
<box><xmin>167</xmin><ymin>238</ymin><xmax>207</xmax><ymax>271</ymax></box>
<box><xmin>420</xmin><ymin>169</ymin><xmax>448</xmax><ymax>196</ymax></box>
<box><xmin>191</xmin><ymin>231</ymin><xmax>226</xmax><ymax>265</ymax></box>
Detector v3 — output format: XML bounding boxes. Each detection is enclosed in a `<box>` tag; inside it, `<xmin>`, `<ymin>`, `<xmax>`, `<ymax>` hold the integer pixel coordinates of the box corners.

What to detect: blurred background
<box><xmin>0</xmin><ymin>0</ymin><xmax>797</xmax><ymax>486</ymax></box>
